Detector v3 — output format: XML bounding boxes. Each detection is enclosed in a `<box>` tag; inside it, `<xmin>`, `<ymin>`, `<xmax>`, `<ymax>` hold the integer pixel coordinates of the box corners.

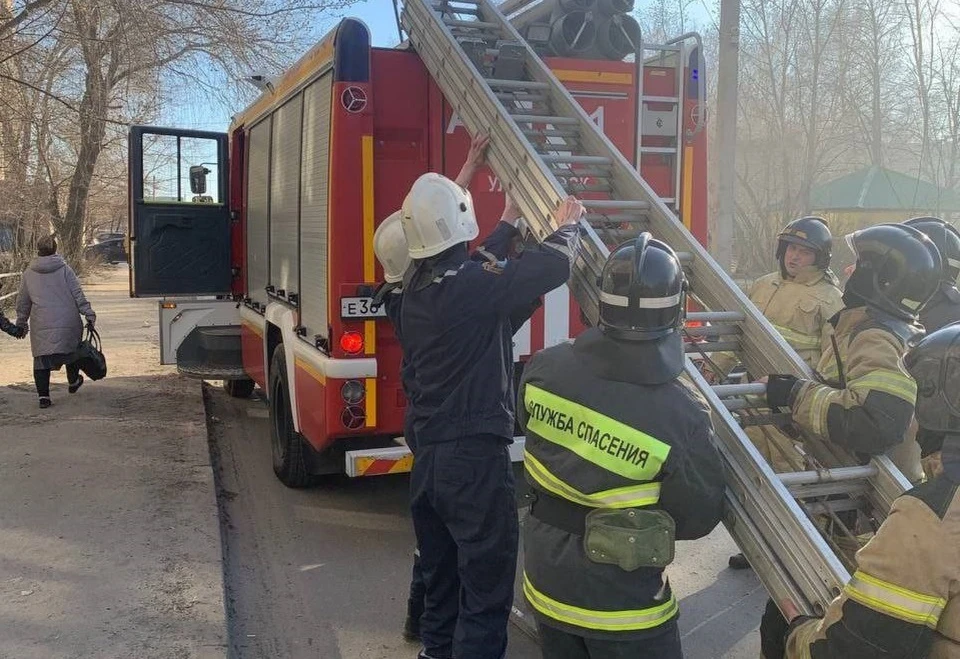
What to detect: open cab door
<box><xmin>128</xmin><ymin>126</ymin><xmax>246</xmax><ymax>381</ymax></box>
<box><xmin>128</xmin><ymin>126</ymin><xmax>232</xmax><ymax>296</ymax></box>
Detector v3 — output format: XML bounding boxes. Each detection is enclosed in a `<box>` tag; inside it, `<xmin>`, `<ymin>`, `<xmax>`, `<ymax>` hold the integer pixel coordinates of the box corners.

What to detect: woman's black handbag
<box><xmin>73</xmin><ymin>326</ymin><xmax>107</xmax><ymax>380</ymax></box>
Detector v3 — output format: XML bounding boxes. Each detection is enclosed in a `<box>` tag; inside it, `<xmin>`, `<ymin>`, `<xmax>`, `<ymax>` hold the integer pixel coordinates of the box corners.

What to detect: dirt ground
<box><xmin>0</xmin><ymin>264</ymin><xmax>226</xmax><ymax>658</ymax></box>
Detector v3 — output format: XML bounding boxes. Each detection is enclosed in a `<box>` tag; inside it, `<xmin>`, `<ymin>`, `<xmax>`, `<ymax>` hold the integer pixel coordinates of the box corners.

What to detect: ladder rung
<box><xmin>433</xmin><ymin>4</ymin><xmax>481</xmax><ymax>14</ymax></box>
<box><xmin>522</xmin><ymin>128</ymin><xmax>580</xmax><ymax>139</ymax></box>
<box><xmin>510</xmin><ymin>107</ymin><xmax>552</xmax><ymax>116</ymax></box>
<box><xmin>687</xmin><ymin>311</ymin><xmax>746</xmax><ymax>323</ymax></box>
<box><xmin>549</xmin><ymin>168</ymin><xmax>611</xmax><ymax>178</ymax></box>
<box><xmin>721</xmin><ymin>398</ymin><xmax>753</xmax><ymax>411</ymax></box>
<box><xmin>541</xmin><ymin>154</ymin><xmax>611</xmax><ymax>165</ymax></box>
<box><xmin>585</xmin><ymin>213</ymin><xmax>647</xmax><ymax>224</ymax></box>
<box><xmin>640</xmin><ymin>146</ymin><xmax>678</xmax><ymax>154</ymax></box>
<box><xmin>485</xmin><ymin>78</ymin><xmax>550</xmax><ymax>90</ymax></box>
<box><xmin>562</xmin><ymin>181</ymin><xmax>613</xmax><ymax>193</ymax></box>
<box><xmin>660</xmin><ymin>197</ymin><xmax>677</xmax><ymax>203</ymax></box>
<box><xmin>713</xmin><ymin>383</ymin><xmax>766</xmax><ymax>397</ymax></box>
<box><xmin>444</xmin><ymin>18</ymin><xmax>500</xmax><ymax>29</ymax></box>
<box><xmin>791</xmin><ymin>481</ymin><xmax>870</xmax><ymax>499</ymax></box>
<box><xmin>778</xmin><ymin>466</ymin><xmax>878</xmax><ymax>487</ymax></box>
<box><xmin>513</xmin><ymin>114</ymin><xmax>579</xmax><ymax>125</ymax></box>
<box><xmin>685</xmin><ymin>340</ymin><xmax>740</xmax><ymax>354</ymax></box>
<box><xmin>580</xmin><ymin>199</ymin><xmax>650</xmax><ymax>210</ymax></box>
<box><xmin>675</xmin><ymin>251</ymin><xmax>693</xmax><ymax>263</ymax></box>
<box><xmin>642</xmin><ymin>95</ymin><xmax>680</xmax><ymax>103</ymax></box>
<box><xmin>496</xmin><ymin>92</ymin><xmax>547</xmax><ymax>102</ymax></box>
<box><xmin>684</xmin><ymin>324</ymin><xmax>740</xmax><ymax>337</ymax></box>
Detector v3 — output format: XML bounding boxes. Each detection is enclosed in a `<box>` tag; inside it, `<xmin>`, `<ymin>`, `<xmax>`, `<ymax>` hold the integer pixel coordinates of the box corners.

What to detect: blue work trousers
<box><xmin>409</xmin><ymin>435</ymin><xmax>519</xmax><ymax>659</ymax></box>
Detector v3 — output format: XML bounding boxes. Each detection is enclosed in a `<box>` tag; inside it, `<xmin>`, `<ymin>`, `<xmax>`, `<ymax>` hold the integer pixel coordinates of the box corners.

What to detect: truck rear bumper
<box><xmin>344</xmin><ymin>437</ymin><xmax>527</xmax><ymax>477</ymax></box>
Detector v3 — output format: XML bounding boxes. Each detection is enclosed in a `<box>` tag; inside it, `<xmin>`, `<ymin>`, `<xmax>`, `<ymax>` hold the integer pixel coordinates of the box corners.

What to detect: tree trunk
<box><xmin>57</xmin><ymin>73</ymin><xmax>107</xmax><ymax>261</ymax></box>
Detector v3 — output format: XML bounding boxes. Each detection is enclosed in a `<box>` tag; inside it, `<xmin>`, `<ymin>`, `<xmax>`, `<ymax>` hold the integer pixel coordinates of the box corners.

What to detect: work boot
<box><xmin>68</xmin><ymin>375</ymin><xmax>84</xmax><ymax>394</ymax></box>
<box><xmin>728</xmin><ymin>552</ymin><xmax>751</xmax><ymax>570</ymax></box>
<box><xmin>39</xmin><ymin>397</ymin><xmax>52</xmax><ymax>409</ymax></box>
<box><xmin>403</xmin><ymin>614</ymin><xmax>420</xmax><ymax>642</ymax></box>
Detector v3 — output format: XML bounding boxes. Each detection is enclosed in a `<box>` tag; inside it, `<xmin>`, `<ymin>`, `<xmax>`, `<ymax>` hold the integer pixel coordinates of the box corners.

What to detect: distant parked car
<box><xmin>85</xmin><ymin>233</ymin><xmax>127</xmax><ymax>263</ymax></box>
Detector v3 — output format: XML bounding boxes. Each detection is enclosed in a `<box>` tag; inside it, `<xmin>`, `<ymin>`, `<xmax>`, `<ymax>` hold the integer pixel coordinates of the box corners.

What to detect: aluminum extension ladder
<box><xmin>400</xmin><ymin>0</ymin><xmax>911</xmax><ymax>618</ymax></box>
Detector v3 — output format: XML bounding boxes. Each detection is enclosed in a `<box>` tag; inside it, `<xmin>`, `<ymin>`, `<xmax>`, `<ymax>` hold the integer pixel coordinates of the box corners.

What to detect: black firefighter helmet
<box><xmin>903</xmin><ymin>216</ymin><xmax>960</xmax><ymax>287</ymax></box>
<box><xmin>776</xmin><ymin>216</ymin><xmax>832</xmax><ymax>273</ymax></box>
<box><xmin>844</xmin><ymin>223</ymin><xmax>942</xmax><ymax>321</ymax></box>
<box><xmin>905</xmin><ymin>322</ymin><xmax>960</xmax><ymax>436</ymax></box>
<box><xmin>598</xmin><ymin>232</ymin><xmax>686</xmax><ymax>341</ymax></box>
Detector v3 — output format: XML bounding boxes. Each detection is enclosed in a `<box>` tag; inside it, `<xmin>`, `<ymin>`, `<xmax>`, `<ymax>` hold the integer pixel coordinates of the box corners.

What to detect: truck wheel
<box><xmin>268</xmin><ymin>346</ymin><xmax>311</xmax><ymax>488</ymax></box>
<box><xmin>224</xmin><ymin>378</ymin><xmax>255</xmax><ymax>399</ymax></box>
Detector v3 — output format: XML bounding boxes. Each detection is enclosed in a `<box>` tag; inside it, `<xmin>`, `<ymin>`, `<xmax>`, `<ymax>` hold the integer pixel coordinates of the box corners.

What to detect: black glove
<box><xmin>760</xmin><ymin>598</ymin><xmax>789</xmax><ymax>658</ymax></box>
<box><xmin>766</xmin><ymin>374</ymin><xmax>799</xmax><ymax>408</ymax></box>
<box><xmin>15</xmin><ymin>325</ymin><xmax>27</xmax><ymax>339</ymax></box>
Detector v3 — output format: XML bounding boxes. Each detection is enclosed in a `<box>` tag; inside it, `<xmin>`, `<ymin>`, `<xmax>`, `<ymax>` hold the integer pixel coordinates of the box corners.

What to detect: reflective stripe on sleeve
<box><xmin>805</xmin><ymin>385</ymin><xmax>832</xmax><ymax>437</ymax></box>
<box><xmin>524</xmin><ymin>451</ymin><xmax>661</xmax><ymax>508</ymax></box>
<box><xmin>845</xmin><ymin>570</ymin><xmax>946</xmax><ymax>628</ymax></box>
<box><xmin>772</xmin><ymin>323</ymin><xmax>821</xmax><ymax>350</ymax></box>
<box><xmin>523</xmin><ymin>385</ymin><xmax>671</xmax><ymax>481</ymax></box>
<box><xmin>848</xmin><ymin>369</ymin><xmax>917</xmax><ymax>403</ymax></box>
<box><xmin>523</xmin><ymin>573</ymin><xmax>678</xmax><ymax>631</ymax></box>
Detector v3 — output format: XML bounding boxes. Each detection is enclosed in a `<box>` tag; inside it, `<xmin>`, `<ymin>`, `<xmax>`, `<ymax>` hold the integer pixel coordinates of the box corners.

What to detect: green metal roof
<box><xmin>809</xmin><ymin>166</ymin><xmax>960</xmax><ymax>213</ymax></box>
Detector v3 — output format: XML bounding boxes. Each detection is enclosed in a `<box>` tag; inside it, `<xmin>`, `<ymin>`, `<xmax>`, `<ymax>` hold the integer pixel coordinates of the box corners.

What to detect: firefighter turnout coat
<box><xmin>785</xmin><ymin>453</ymin><xmax>960</xmax><ymax>658</ymax></box>
<box><xmin>748</xmin><ymin>268</ymin><xmax>843</xmax><ymax>368</ymax></box>
<box><xmin>790</xmin><ymin>306</ymin><xmax>921</xmax><ymax>457</ymax></box>
<box><xmin>518</xmin><ymin>328</ymin><xmax>725</xmax><ymax>640</ymax></box>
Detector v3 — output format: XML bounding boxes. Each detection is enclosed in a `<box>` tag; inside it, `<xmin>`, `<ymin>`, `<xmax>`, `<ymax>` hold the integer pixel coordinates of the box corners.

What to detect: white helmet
<box><xmin>400</xmin><ymin>173</ymin><xmax>478</xmax><ymax>259</ymax></box>
<box><xmin>373</xmin><ymin>211</ymin><xmax>411</xmax><ymax>283</ymax></box>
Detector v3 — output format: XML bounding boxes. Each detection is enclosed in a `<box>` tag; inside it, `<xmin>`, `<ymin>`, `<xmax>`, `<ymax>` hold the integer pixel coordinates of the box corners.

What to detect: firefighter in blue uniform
<box><xmin>373</xmin><ymin>191</ymin><xmax>545</xmax><ymax>644</ymax></box>
<box><xmin>398</xmin><ymin>163</ymin><xmax>583</xmax><ymax>659</ymax></box>
<box><xmin>518</xmin><ymin>233</ymin><xmax>725</xmax><ymax>658</ymax></box>
<box><xmin>903</xmin><ymin>217</ymin><xmax>960</xmax><ymax>333</ymax></box>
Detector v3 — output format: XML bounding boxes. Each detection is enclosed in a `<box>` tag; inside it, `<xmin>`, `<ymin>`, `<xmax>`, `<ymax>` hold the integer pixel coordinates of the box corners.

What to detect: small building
<box><xmin>810</xmin><ymin>165</ymin><xmax>960</xmax><ymax>228</ymax></box>
<box><xmin>808</xmin><ymin>166</ymin><xmax>960</xmax><ymax>273</ymax></box>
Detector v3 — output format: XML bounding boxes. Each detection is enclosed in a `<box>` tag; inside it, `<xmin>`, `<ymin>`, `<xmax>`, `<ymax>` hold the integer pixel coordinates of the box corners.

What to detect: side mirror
<box><xmin>189</xmin><ymin>165</ymin><xmax>210</xmax><ymax>195</ymax></box>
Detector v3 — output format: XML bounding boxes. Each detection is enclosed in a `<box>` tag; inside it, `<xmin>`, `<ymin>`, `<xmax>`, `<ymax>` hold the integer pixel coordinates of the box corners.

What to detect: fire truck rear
<box><xmin>126</xmin><ymin>12</ymin><xmax>707</xmax><ymax>486</ymax></box>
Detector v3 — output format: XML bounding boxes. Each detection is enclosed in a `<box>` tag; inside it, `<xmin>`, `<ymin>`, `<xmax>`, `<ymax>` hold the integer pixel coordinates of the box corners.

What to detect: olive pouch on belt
<box><xmin>583</xmin><ymin>508</ymin><xmax>676</xmax><ymax>571</ymax></box>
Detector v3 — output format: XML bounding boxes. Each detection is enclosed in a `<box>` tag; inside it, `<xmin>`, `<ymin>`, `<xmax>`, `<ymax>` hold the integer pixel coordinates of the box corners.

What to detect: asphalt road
<box><xmin>206</xmin><ymin>384</ymin><xmax>765</xmax><ymax>659</ymax></box>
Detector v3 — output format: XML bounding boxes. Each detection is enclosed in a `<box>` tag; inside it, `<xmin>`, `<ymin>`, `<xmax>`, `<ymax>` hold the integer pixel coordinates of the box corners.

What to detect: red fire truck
<box><xmin>127</xmin><ymin>17</ymin><xmax>708</xmax><ymax>486</ymax></box>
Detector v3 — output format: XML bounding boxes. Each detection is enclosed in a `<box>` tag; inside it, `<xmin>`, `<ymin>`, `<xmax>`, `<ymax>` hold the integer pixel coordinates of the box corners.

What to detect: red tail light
<box><xmin>340</xmin><ymin>331</ymin><xmax>364</xmax><ymax>355</ymax></box>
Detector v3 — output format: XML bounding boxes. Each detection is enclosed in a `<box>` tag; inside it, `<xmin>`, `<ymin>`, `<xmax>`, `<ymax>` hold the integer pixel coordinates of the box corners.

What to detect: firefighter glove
<box><xmin>766</xmin><ymin>374</ymin><xmax>799</xmax><ymax>409</ymax></box>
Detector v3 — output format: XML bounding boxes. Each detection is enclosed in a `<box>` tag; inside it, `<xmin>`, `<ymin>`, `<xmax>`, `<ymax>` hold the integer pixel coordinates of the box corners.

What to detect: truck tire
<box><xmin>224</xmin><ymin>378</ymin><xmax>255</xmax><ymax>399</ymax></box>
<box><xmin>268</xmin><ymin>346</ymin><xmax>311</xmax><ymax>488</ymax></box>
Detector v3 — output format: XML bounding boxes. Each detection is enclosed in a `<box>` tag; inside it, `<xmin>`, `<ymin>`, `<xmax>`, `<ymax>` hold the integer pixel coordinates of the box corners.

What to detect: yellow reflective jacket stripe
<box><xmin>845</xmin><ymin>570</ymin><xmax>946</xmax><ymax>628</ymax></box>
<box><xmin>523</xmin><ymin>573</ymin><xmax>678</xmax><ymax>631</ymax></box>
<box><xmin>524</xmin><ymin>451</ymin><xmax>662</xmax><ymax>508</ymax></box>
<box><xmin>848</xmin><ymin>370</ymin><xmax>917</xmax><ymax>403</ymax></box>
<box><xmin>772</xmin><ymin>323</ymin><xmax>821</xmax><ymax>349</ymax></box>
<box><xmin>524</xmin><ymin>385</ymin><xmax>671</xmax><ymax>481</ymax></box>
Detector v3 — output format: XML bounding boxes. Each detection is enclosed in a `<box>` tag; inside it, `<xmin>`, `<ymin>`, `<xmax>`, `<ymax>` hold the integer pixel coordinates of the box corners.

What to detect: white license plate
<box><xmin>340</xmin><ymin>296</ymin><xmax>388</xmax><ymax>319</ymax></box>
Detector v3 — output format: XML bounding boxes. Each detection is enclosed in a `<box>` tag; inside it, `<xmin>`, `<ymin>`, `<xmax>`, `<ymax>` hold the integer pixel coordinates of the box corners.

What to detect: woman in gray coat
<box><xmin>15</xmin><ymin>235</ymin><xmax>96</xmax><ymax>408</ymax></box>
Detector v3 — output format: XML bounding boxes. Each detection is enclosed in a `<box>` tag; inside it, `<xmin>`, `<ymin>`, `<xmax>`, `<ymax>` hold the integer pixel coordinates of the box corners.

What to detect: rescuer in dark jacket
<box><xmin>765</xmin><ymin>224</ymin><xmax>941</xmax><ymax>464</ymax></box>
<box><xmin>518</xmin><ymin>232</ymin><xmax>725</xmax><ymax>659</ymax></box>
<box><xmin>903</xmin><ymin>216</ymin><xmax>960</xmax><ymax>334</ymax></box>
<box><xmin>398</xmin><ymin>162</ymin><xmax>583</xmax><ymax>659</ymax></box>
<box><xmin>760</xmin><ymin>322</ymin><xmax>960</xmax><ymax>659</ymax></box>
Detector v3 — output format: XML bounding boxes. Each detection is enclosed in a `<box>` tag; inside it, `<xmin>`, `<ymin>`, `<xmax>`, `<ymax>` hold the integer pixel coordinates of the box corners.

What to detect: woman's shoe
<box><xmin>39</xmin><ymin>397</ymin><xmax>52</xmax><ymax>409</ymax></box>
<box><xmin>68</xmin><ymin>375</ymin><xmax>84</xmax><ymax>394</ymax></box>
